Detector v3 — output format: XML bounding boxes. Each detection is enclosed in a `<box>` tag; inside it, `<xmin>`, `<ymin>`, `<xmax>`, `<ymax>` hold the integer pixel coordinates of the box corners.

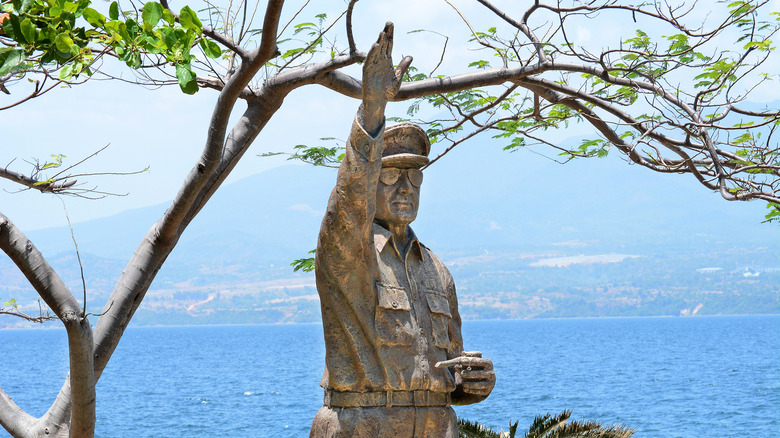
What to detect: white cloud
<box><xmin>289</xmin><ymin>204</ymin><xmax>322</xmax><ymax>217</ymax></box>
<box><xmin>576</xmin><ymin>26</ymin><xmax>591</xmax><ymax>44</ymax></box>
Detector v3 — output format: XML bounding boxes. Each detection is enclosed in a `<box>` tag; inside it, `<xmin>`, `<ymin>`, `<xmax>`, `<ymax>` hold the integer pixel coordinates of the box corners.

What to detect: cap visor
<box><xmin>381</xmin><ymin>154</ymin><xmax>429</xmax><ymax>169</ymax></box>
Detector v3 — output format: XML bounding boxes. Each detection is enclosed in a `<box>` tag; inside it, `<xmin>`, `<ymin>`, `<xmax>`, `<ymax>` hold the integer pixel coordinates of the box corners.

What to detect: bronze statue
<box><xmin>309</xmin><ymin>23</ymin><xmax>495</xmax><ymax>437</ymax></box>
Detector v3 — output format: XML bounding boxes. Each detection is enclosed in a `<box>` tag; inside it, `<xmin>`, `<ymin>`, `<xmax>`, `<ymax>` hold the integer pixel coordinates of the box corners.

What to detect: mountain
<box><xmin>2</xmin><ymin>143</ymin><xmax>778</xmax><ymax>327</ymax></box>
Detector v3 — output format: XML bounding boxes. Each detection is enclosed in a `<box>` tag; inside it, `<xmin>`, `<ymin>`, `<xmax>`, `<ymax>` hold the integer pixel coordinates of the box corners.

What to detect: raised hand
<box><xmin>360</xmin><ymin>22</ymin><xmax>413</xmax><ymax>136</ymax></box>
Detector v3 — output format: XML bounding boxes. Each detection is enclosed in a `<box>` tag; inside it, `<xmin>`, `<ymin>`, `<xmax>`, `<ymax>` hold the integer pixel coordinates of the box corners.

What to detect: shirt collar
<box><xmin>373</xmin><ymin>222</ymin><xmax>425</xmax><ymax>261</ymax></box>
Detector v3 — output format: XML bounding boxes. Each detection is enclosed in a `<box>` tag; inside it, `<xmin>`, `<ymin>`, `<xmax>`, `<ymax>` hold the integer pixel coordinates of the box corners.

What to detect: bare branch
<box><xmin>204</xmin><ymin>26</ymin><xmax>248</xmax><ymax>58</ymax></box>
<box><xmin>276</xmin><ymin>9</ymin><xmax>348</xmax><ymax>72</ymax></box>
<box><xmin>346</xmin><ymin>0</ymin><xmax>359</xmax><ymax>55</ymax></box>
<box><xmin>0</xmin><ymin>165</ymin><xmax>77</xmax><ymax>194</ymax></box>
<box><xmin>277</xmin><ymin>0</ymin><xmax>311</xmax><ymax>38</ymax></box>
<box><xmin>0</xmin><ymin>145</ymin><xmax>147</xmax><ymax>197</ymax></box>
<box><xmin>0</xmin><ymin>298</ymin><xmax>56</xmax><ymax>323</ymax></box>
<box><xmin>254</xmin><ymin>0</ymin><xmax>285</xmax><ymax>63</ymax></box>
<box><xmin>0</xmin><ymin>78</ymin><xmax>61</xmax><ymax>111</ymax></box>
<box><xmin>477</xmin><ymin>0</ymin><xmax>547</xmax><ymax>63</ymax></box>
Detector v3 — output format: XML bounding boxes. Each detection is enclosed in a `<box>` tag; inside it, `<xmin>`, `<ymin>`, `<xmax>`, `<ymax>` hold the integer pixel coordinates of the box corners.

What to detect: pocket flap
<box><xmin>377</xmin><ymin>283</ymin><xmax>411</xmax><ymax>311</ymax></box>
<box><xmin>426</xmin><ymin>293</ymin><xmax>451</xmax><ymax>317</ymax></box>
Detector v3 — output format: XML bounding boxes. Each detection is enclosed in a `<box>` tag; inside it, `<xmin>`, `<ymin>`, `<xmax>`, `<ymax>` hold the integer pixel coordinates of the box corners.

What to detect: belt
<box><xmin>324</xmin><ymin>389</ymin><xmax>451</xmax><ymax>408</ymax></box>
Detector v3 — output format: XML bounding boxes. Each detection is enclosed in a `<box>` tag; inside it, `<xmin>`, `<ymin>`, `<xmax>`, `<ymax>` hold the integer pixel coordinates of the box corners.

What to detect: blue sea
<box><xmin>1</xmin><ymin>316</ymin><xmax>778</xmax><ymax>437</ymax></box>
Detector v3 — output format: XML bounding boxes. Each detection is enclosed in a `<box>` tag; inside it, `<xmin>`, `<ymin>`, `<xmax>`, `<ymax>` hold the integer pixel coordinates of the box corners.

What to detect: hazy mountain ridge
<box><xmin>2</xmin><ymin>146</ymin><xmax>778</xmax><ymax>328</ymax></box>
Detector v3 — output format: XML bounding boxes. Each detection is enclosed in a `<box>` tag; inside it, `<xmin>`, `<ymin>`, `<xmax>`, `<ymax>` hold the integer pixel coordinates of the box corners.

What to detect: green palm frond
<box><xmin>545</xmin><ymin>420</ymin><xmax>635</xmax><ymax>438</ymax></box>
<box><xmin>458</xmin><ymin>418</ymin><xmax>508</xmax><ymax>438</ymax></box>
<box><xmin>524</xmin><ymin>411</ymin><xmax>571</xmax><ymax>438</ymax></box>
<box><xmin>459</xmin><ymin>411</ymin><xmax>634</xmax><ymax>438</ymax></box>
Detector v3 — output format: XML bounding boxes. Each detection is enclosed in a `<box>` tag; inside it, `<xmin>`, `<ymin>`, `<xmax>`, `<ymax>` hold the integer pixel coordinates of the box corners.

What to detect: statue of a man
<box><xmin>310</xmin><ymin>23</ymin><xmax>495</xmax><ymax>437</ymax></box>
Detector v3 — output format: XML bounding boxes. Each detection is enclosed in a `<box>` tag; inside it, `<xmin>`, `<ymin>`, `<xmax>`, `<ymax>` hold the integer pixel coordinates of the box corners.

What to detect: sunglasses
<box><xmin>379</xmin><ymin>168</ymin><xmax>423</xmax><ymax>187</ymax></box>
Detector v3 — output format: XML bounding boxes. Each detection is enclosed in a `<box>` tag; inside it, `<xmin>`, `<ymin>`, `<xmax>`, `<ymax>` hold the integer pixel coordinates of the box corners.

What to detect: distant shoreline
<box><xmin>3</xmin><ymin>312</ymin><xmax>779</xmax><ymax>331</ymax></box>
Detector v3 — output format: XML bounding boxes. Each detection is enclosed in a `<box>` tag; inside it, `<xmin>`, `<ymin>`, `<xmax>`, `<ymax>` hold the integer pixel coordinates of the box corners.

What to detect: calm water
<box><xmin>1</xmin><ymin>316</ymin><xmax>778</xmax><ymax>437</ymax></box>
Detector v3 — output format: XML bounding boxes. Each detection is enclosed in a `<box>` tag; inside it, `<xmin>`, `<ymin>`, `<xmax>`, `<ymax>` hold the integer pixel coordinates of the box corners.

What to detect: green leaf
<box><xmin>109</xmin><ymin>1</ymin><xmax>118</xmax><ymax>20</ymax></box>
<box><xmin>291</xmin><ymin>250</ymin><xmax>316</xmax><ymax>272</ymax></box>
<box><xmin>75</xmin><ymin>0</ymin><xmax>91</xmax><ymax>15</ymax></box>
<box><xmin>19</xmin><ymin>0</ymin><xmax>34</xmax><ymax>14</ymax></box>
<box><xmin>175</xmin><ymin>63</ymin><xmax>198</xmax><ymax>94</ymax></box>
<box><xmin>3</xmin><ymin>298</ymin><xmax>18</xmax><ymax>309</ymax></box>
<box><xmin>140</xmin><ymin>34</ymin><xmax>164</xmax><ymax>53</ymax></box>
<box><xmin>178</xmin><ymin>5</ymin><xmax>201</xmax><ymax>32</ymax></box>
<box><xmin>128</xmin><ymin>50</ymin><xmax>141</xmax><ymax>68</ymax></box>
<box><xmin>199</xmin><ymin>38</ymin><xmax>221</xmax><ymax>58</ymax></box>
<box><xmin>281</xmin><ymin>47</ymin><xmax>303</xmax><ymax>59</ymax></box>
<box><xmin>3</xmin><ymin>12</ymin><xmax>22</xmax><ymax>41</ymax></box>
<box><xmin>468</xmin><ymin>60</ymin><xmax>490</xmax><ymax>69</ymax></box>
<box><xmin>141</xmin><ymin>2</ymin><xmax>162</xmax><ymax>29</ymax></box>
<box><xmin>19</xmin><ymin>17</ymin><xmax>35</xmax><ymax>43</ymax></box>
<box><xmin>764</xmin><ymin>202</ymin><xmax>780</xmax><ymax>224</ymax></box>
<box><xmin>63</xmin><ymin>2</ymin><xmax>78</xmax><ymax>13</ymax></box>
<box><xmin>59</xmin><ymin>63</ymin><xmax>73</xmax><ymax>80</ymax></box>
<box><xmin>161</xmin><ymin>8</ymin><xmax>175</xmax><ymax>25</ymax></box>
<box><xmin>82</xmin><ymin>7</ymin><xmax>105</xmax><ymax>27</ymax></box>
<box><xmin>54</xmin><ymin>33</ymin><xmax>75</xmax><ymax>54</ymax></box>
<box><xmin>159</xmin><ymin>27</ymin><xmax>177</xmax><ymax>48</ymax></box>
<box><xmin>125</xmin><ymin>18</ymin><xmax>139</xmax><ymax>37</ymax></box>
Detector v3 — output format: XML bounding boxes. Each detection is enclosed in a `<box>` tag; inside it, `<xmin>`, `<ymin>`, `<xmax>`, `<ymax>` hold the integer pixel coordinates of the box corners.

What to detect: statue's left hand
<box><xmin>439</xmin><ymin>351</ymin><xmax>495</xmax><ymax>398</ymax></box>
<box><xmin>457</xmin><ymin>352</ymin><xmax>495</xmax><ymax>397</ymax></box>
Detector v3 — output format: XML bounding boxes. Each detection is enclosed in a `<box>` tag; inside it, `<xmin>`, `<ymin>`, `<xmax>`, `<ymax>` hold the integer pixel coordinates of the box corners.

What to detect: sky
<box><xmin>1</xmin><ymin>0</ymin><xmax>779</xmax><ymax>231</ymax></box>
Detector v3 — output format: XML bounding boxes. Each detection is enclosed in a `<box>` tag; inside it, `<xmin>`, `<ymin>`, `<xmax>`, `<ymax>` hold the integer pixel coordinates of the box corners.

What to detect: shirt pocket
<box><xmin>375</xmin><ymin>283</ymin><xmax>413</xmax><ymax>346</ymax></box>
<box><xmin>425</xmin><ymin>292</ymin><xmax>451</xmax><ymax>350</ymax></box>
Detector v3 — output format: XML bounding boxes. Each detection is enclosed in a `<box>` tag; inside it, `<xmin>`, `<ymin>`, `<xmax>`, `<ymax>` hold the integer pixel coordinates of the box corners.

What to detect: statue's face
<box><xmin>375</xmin><ymin>166</ymin><xmax>423</xmax><ymax>226</ymax></box>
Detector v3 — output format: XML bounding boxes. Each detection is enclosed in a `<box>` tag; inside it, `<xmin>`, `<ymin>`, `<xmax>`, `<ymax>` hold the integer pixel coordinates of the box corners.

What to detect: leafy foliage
<box><xmin>458</xmin><ymin>418</ymin><xmax>512</xmax><ymax>438</ymax></box>
<box><xmin>3</xmin><ymin>297</ymin><xmax>17</xmax><ymax>309</ymax></box>
<box><xmin>1</xmin><ymin>0</ymin><xmax>220</xmax><ymax>94</ymax></box>
<box><xmin>763</xmin><ymin>202</ymin><xmax>780</xmax><ymax>223</ymax></box>
<box><xmin>261</xmin><ymin>138</ymin><xmax>346</xmax><ymax>169</ymax></box>
<box><xmin>391</xmin><ymin>0</ymin><xmax>780</xmax><ymax>213</ymax></box>
<box><xmin>291</xmin><ymin>249</ymin><xmax>315</xmax><ymax>272</ymax></box>
<box><xmin>1</xmin><ymin>297</ymin><xmax>56</xmax><ymax>322</ymax></box>
<box><xmin>458</xmin><ymin>411</ymin><xmax>633</xmax><ymax>438</ymax></box>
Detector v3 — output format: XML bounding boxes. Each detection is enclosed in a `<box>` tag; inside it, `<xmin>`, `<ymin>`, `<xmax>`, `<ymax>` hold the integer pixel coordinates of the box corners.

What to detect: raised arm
<box><xmin>316</xmin><ymin>23</ymin><xmax>412</xmax><ymax>276</ymax></box>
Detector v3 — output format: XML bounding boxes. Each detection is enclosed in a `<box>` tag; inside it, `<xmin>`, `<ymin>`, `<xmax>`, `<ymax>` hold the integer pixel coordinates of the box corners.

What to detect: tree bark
<box><xmin>0</xmin><ymin>213</ymin><xmax>95</xmax><ymax>438</ymax></box>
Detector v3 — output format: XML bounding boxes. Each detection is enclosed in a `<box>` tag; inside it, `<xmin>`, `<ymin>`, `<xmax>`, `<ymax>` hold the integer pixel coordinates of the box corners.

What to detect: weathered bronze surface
<box><xmin>310</xmin><ymin>23</ymin><xmax>495</xmax><ymax>438</ymax></box>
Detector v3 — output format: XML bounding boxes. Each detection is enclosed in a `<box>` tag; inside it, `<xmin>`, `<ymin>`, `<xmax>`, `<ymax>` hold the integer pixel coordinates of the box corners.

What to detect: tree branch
<box><xmin>477</xmin><ymin>0</ymin><xmax>547</xmax><ymax>63</ymax></box>
<box><xmin>203</xmin><ymin>26</ymin><xmax>248</xmax><ymax>58</ymax></box>
<box><xmin>0</xmin><ymin>212</ymin><xmax>95</xmax><ymax>437</ymax></box>
<box><xmin>0</xmin><ymin>386</ymin><xmax>36</xmax><ymax>438</ymax></box>
<box><xmin>0</xmin><ymin>165</ymin><xmax>77</xmax><ymax>193</ymax></box>
<box><xmin>251</xmin><ymin>0</ymin><xmax>285</xmax><ymax>65</ymax></box>
<box><xmin>318</xmin><ymin>63</ymin><xmax>546</xmax><ymax>100</ymax></box>
<box><xmin>346</xmin><ymin>0</ymin><xmax>359</xmax><ymax>55</ymax></box>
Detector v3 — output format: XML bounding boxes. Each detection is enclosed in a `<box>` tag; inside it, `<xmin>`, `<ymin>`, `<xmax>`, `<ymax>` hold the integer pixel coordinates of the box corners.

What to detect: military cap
<box><xmin>382</xmin><ymin>123</ymin><xmax>430</xmax><ymax>168</ymax></box>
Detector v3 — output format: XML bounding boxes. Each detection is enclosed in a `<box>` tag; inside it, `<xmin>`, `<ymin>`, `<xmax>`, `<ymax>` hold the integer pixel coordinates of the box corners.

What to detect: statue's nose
<box><xmin>397</xmin><ymin>174</ymin><xmax>412</xmax><ymax>193</ymax></box>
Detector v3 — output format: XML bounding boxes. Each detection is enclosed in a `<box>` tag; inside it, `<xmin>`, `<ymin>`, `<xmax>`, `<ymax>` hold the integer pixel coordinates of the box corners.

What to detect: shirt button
<box><xmin>391</xmin><ymin>301</ymin><xmax>398</xmax><ymax>308</ymax></box>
